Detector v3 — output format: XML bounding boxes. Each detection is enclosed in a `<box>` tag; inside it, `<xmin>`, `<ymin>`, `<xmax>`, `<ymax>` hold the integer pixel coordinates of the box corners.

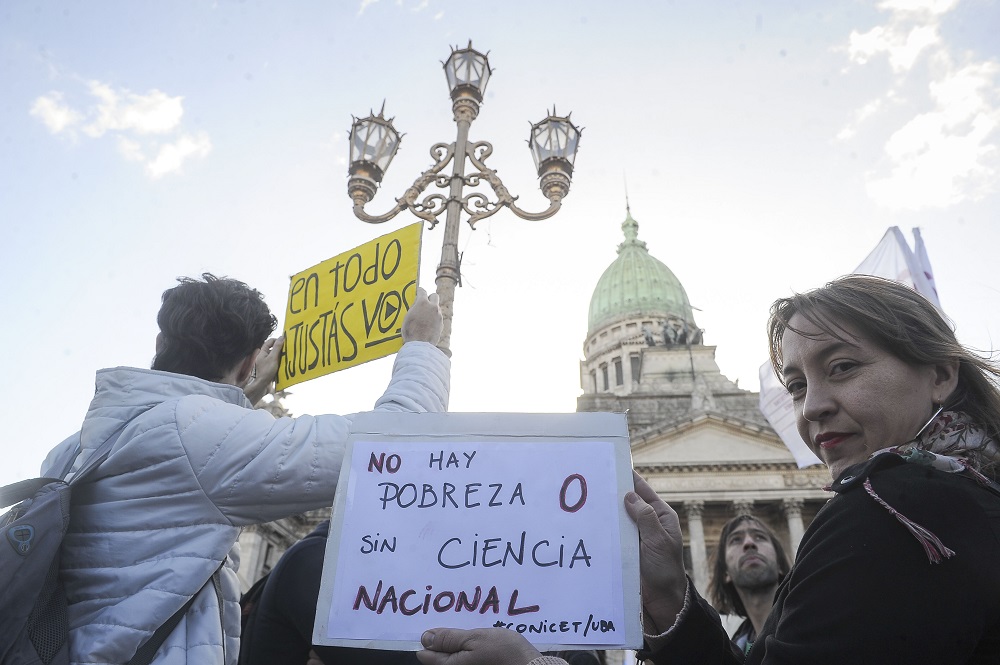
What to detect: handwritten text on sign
<box><xmin>277</xmin><ymin>222</ymin><xmax>422</xmax><ymax>390</ymax></box>
<box><xmin>318</xmin><ymin>440</ymin><xmax>629</xmax><ymax>648</ymax></box>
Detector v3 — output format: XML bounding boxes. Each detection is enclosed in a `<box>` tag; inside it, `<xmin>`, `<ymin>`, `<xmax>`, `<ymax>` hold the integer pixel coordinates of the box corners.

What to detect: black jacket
<box><xmin>651</xmin><ymin>454</ymin><xmax>1000</xmax><ymax>664</ymax></box>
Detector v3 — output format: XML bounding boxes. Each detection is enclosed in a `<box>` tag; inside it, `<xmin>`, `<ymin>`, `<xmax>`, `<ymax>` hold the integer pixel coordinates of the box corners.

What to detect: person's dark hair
<box><xmin>708</xmin><ymin>515</ymin><xmax>791</xmax><ymax>617</ymax></box>
<box><xmin>767</xmin><ymin>274</ymin><xmax>1000</xmax><ymax>479</ymax></box>
<box><xmin>152</xmin><ymin>273</ymin><xmax>277</xmax><ymax>382</ymax></box>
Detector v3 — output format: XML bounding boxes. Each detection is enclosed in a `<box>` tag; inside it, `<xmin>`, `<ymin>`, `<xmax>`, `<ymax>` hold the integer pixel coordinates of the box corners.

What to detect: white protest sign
<box><xmin>314</xmin><ymin>412</ymin><xmax>641</xmax><ymax>651</ymax></box>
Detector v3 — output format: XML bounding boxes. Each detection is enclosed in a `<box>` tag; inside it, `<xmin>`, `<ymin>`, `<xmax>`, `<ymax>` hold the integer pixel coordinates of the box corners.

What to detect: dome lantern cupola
<box><xmin>587</xmin><ymin>211</ymin><xmax>696</xmax><ymax>336</ymax></box>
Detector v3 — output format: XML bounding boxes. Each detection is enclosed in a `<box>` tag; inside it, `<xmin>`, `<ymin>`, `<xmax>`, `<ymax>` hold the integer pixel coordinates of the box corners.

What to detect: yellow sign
<box><xmin>277</xmin><ymin>223</ymin><xmax>423</xmax><ymax>390</ymax></box>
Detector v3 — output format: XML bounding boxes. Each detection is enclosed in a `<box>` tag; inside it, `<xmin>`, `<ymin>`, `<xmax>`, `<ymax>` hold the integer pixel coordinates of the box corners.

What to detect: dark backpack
<box><xmin>0</xmin><ymin>476</ymin><xmax>74</xmax><ymax>665</ymax></box>
<box><xmin>0</xmin><ymin>427</ymin><xmax>203</xmax><ymax>665</ymax></box>
<box><xmin>0</xmin><ymin>429</ymin><xmax>122</xmax><ymax>665</ymax></box>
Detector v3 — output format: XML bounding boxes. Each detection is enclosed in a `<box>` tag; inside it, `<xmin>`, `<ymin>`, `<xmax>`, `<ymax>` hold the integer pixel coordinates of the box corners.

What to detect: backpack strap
<box><xmin>65</xmin><ymin>422</ymin><xmax>129</xmax><ymax>485</ymax></box>
<box><xmin>0</xmin><ymin>477</ymin><xmax>63</xmax><ymax>510</ymax></box>
<box><xmin>128</xmin><ymin>563</ymin><xmax>226</xmax><ymax>665</ymax></box>
<box><xmin>128</xmin><ymin>593</ymin><xmax>199</xmax><ymax>665</ymax></box>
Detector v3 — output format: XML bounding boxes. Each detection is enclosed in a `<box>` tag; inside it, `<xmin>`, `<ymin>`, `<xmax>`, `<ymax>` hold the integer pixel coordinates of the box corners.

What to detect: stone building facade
<box><xmin>577</xmin><ymin>209</ymin><xmax>828</xmax><ymax>598</ymax></box>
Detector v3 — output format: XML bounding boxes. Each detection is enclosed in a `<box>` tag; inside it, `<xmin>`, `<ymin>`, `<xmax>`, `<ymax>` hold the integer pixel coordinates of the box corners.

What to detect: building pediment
<box><xmin>631</xmin><ymin>411</ymin><xmax>794</xmax><ymax>466</ymax></box>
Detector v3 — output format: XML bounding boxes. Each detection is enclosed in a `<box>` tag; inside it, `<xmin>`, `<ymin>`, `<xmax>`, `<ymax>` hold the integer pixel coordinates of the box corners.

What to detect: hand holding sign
<box><xmin>623</xmin><ymin>471</ymin><xmax>687</xmax><ymax>636</ymax></box>
<box><xmin>257</xmin><ymin>336</ymin><xmax>285</xmax><ymax>381</ymax></box>
<box><xmin>402</xmin><ymin>287</ymin><xmax>443</xmax><ymax>345</ymax></box>
<box><xmin>245</xmin><ymin>336</ymin><xmax>285</xmax><ymax>405</ymax></box>
<box><xmin>417</xmin><ymin>627</ymin><xmax>543</xmax><ymax>665</ymax></box>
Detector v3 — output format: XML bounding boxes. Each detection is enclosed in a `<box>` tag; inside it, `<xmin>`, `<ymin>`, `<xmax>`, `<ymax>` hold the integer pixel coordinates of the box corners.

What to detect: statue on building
<box><xmin>663</xmin><ymin>321</ymin><xmax>678</xmax><ymax>346</ymax></box>
<box><xmin>668</xmin><ymin>319</ymin><xmax>704</xmax><ymax>347</ymax></box>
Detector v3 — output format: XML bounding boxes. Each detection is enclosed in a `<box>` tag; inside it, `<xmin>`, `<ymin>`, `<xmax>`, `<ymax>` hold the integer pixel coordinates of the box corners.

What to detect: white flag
<box><xmin>913</xmin><ymin>228</ymin><xmax>940</xmax><ymax>309</ymax></box>
<box><xmin>759</xmin><ymin>227</ymin><xmax>940</xmax><ymax>467</ymax></box>
<box><xmin>854</xmin><ymin>227</ymin><xmax>941</xmax><ymax>309</ymax></box>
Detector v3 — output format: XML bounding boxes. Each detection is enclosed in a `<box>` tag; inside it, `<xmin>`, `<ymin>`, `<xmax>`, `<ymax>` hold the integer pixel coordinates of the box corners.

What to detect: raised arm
<box><xmin>179</xmin><ymin>288</ymin><xmax>450</xmax><ymax>523</ymax></box>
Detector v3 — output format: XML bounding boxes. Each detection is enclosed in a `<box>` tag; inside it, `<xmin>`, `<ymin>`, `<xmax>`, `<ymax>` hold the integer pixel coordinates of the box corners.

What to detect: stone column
<box><xmin>782</xmin><ymin>498</ymin><xmax>805</xmax><ymax>554</ymax></box>
<box><xmin>685</xmin><ymin>501</ymin><xmax>708</xmax><ymax>594</ymax></box>
<box><xmin>731</xmin><ymin>499</ymin><xmax>754</xmax><ymax>517</ymax></box>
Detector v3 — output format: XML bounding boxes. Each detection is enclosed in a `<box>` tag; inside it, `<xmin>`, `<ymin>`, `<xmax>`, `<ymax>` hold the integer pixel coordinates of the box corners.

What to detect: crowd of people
<box><xmin>27</xmin><ymin>272</ymin><xmax>1000</xmax><ymax>664</ymax></box>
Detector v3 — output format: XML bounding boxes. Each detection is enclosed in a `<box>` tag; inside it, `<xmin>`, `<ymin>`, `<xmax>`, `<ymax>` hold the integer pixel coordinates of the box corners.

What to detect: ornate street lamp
<box><xmin>347</xmin><ymin>106</ymin><xmax>402</xmax><ymax>205</ymax></box>
<box><xmin>443</xmin><ymin>42</ymin><xmax>492</xmax><ymax>103</ymax></box>
<box><xmin>529</xmin><ymin>109</ymin><xmax>581</xmax><ymax>205</ymax></box>
<box><xmin>346</xmin><ymin>42</ymin><xmax>582</xmax><ymax>354</ymax></box>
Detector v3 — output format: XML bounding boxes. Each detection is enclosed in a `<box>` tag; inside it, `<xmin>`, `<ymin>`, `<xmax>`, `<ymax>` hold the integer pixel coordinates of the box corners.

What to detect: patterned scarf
<box><xmin>886</xmin><ymin>410</ymin><xmax>1000</xmax><ymax>481</ymax></box>
<box><xmin>864</xmin><ymin>410</ymin><xmax>1000</xmax><ymax>563</ymax></box>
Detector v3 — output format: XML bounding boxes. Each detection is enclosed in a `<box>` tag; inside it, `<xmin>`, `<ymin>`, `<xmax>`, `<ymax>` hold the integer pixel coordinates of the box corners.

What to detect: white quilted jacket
<box><xmin>44</xmin><ymin>341</ymin><xmax>450</xmax><ymax>665</ymax></box>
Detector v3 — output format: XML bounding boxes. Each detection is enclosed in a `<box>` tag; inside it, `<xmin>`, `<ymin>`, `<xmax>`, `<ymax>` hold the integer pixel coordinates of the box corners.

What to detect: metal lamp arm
<box><xmin>463</xmin><ymin>141</ymin><xmax>563</xmax><ymax>227</ymax></box>
<box><xmin>352</xmin><ymin>201</ymin><xmax>407</xmax><ymax>225</ymax></box>
<box><xmin>507</xmin><ymin>197</ymin><xmax>562</xmax><ymax>222</ymax></box>
<box><xmin>353</xmin><ymin>142</ymin><xmax>456</xmax><ymax>225</ymax></box>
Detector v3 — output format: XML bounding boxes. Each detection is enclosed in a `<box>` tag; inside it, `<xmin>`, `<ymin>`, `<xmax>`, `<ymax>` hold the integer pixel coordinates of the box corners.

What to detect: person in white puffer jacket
<box><xmin>40</xmin><ymin>273</ymin><xmax>450</xmax><ymax>665</ymax></box>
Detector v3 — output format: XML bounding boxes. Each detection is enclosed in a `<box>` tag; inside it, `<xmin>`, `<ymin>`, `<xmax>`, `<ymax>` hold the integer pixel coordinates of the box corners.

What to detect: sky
<box><xmin>2</xmin><ymin>0</ymin><xmax>999</xmax><ymax>488</ymax></box>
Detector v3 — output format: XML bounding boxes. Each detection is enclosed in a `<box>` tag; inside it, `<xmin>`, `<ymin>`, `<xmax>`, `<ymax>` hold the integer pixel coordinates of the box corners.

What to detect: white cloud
<box><xmin>146</xmin><ymin>132</ymin><xmax>213</xmax><ymax>179</ymax></box>
<box><xmin>83</xmin><ymin>81</ymin><xmax>183</xmax><ymax>137</ymax></box>
<box><xmin>866</xmin><ymin>61</ymin><xmax>1000</xmax><ymax>209</ymax></box>
<box><xmin>30</xmin><ymin>78</ymin><xmax>208</xmax><ymax>180</ymax></box>
<box><xmin>30</xmin><ymin>92</ymin><xmax>83</xmax><ymax>134</ymax></box>
<box><xmin>847</xmin><ymin>22</ymin><xmax>939</xmax><ymax>72</ymax></box>
<box><xmin>358</xmin><ymin>0</ymin><xmax>379</xmax><ymax>15</ymax></box>
<box><xmin>838</xmin><ymin>1</ymin><xmax>1000</xmax><ymax>210</ymax></box>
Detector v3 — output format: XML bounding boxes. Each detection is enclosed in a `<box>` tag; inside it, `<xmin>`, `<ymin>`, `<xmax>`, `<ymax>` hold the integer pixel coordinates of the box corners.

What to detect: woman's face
<box><xmin>780</xmin><ymin>313</ymin><xmax>957</xmax><ymax>480</ymax></box>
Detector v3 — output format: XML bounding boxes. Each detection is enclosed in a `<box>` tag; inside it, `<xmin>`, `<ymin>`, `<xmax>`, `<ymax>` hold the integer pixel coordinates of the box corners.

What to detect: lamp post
<box><xmin>347</xmin><ymin>42</ymin><xmax>582</xmax><ymax>355</ymax></box>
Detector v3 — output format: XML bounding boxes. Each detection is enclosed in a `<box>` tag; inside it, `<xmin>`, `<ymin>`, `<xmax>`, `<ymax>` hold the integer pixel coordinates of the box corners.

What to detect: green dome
<box><xmin>587</xmin><ymin>211</ymin><xmax>695</xmax><ymax>334</ymax></box>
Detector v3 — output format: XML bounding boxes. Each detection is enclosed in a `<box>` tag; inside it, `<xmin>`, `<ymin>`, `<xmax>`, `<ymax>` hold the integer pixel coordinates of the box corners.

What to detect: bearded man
<box><xmin>708</xmin><ymin>515</ymin><xmax>791</xmax><ymax>656</ymax></box>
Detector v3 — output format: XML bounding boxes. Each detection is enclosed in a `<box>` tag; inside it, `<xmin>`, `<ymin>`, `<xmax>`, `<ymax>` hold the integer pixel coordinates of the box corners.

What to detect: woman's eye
<box><xmin>830</xmin><ymin>360</ymin><xmax>858</xmax><ymax>375</ymax></box>
<box><xmin>785</xmin><ymin>379</ymin><xmax>806</xmax><ymax>397</ymax></box>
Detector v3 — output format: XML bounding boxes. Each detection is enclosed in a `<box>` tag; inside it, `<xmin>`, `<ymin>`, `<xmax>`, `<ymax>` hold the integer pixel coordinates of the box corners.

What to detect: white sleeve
<box><xmin>178</xmin><ymin>340</ymin><xmax>451</xmax><ymax>524</ymax></box>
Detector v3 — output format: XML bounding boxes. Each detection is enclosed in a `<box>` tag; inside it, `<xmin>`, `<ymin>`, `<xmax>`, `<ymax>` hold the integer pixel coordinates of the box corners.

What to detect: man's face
<box><xmin>724</xmin><ymin>520</ymin><xmax>781</xmax><ymax>591</ymax></box>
